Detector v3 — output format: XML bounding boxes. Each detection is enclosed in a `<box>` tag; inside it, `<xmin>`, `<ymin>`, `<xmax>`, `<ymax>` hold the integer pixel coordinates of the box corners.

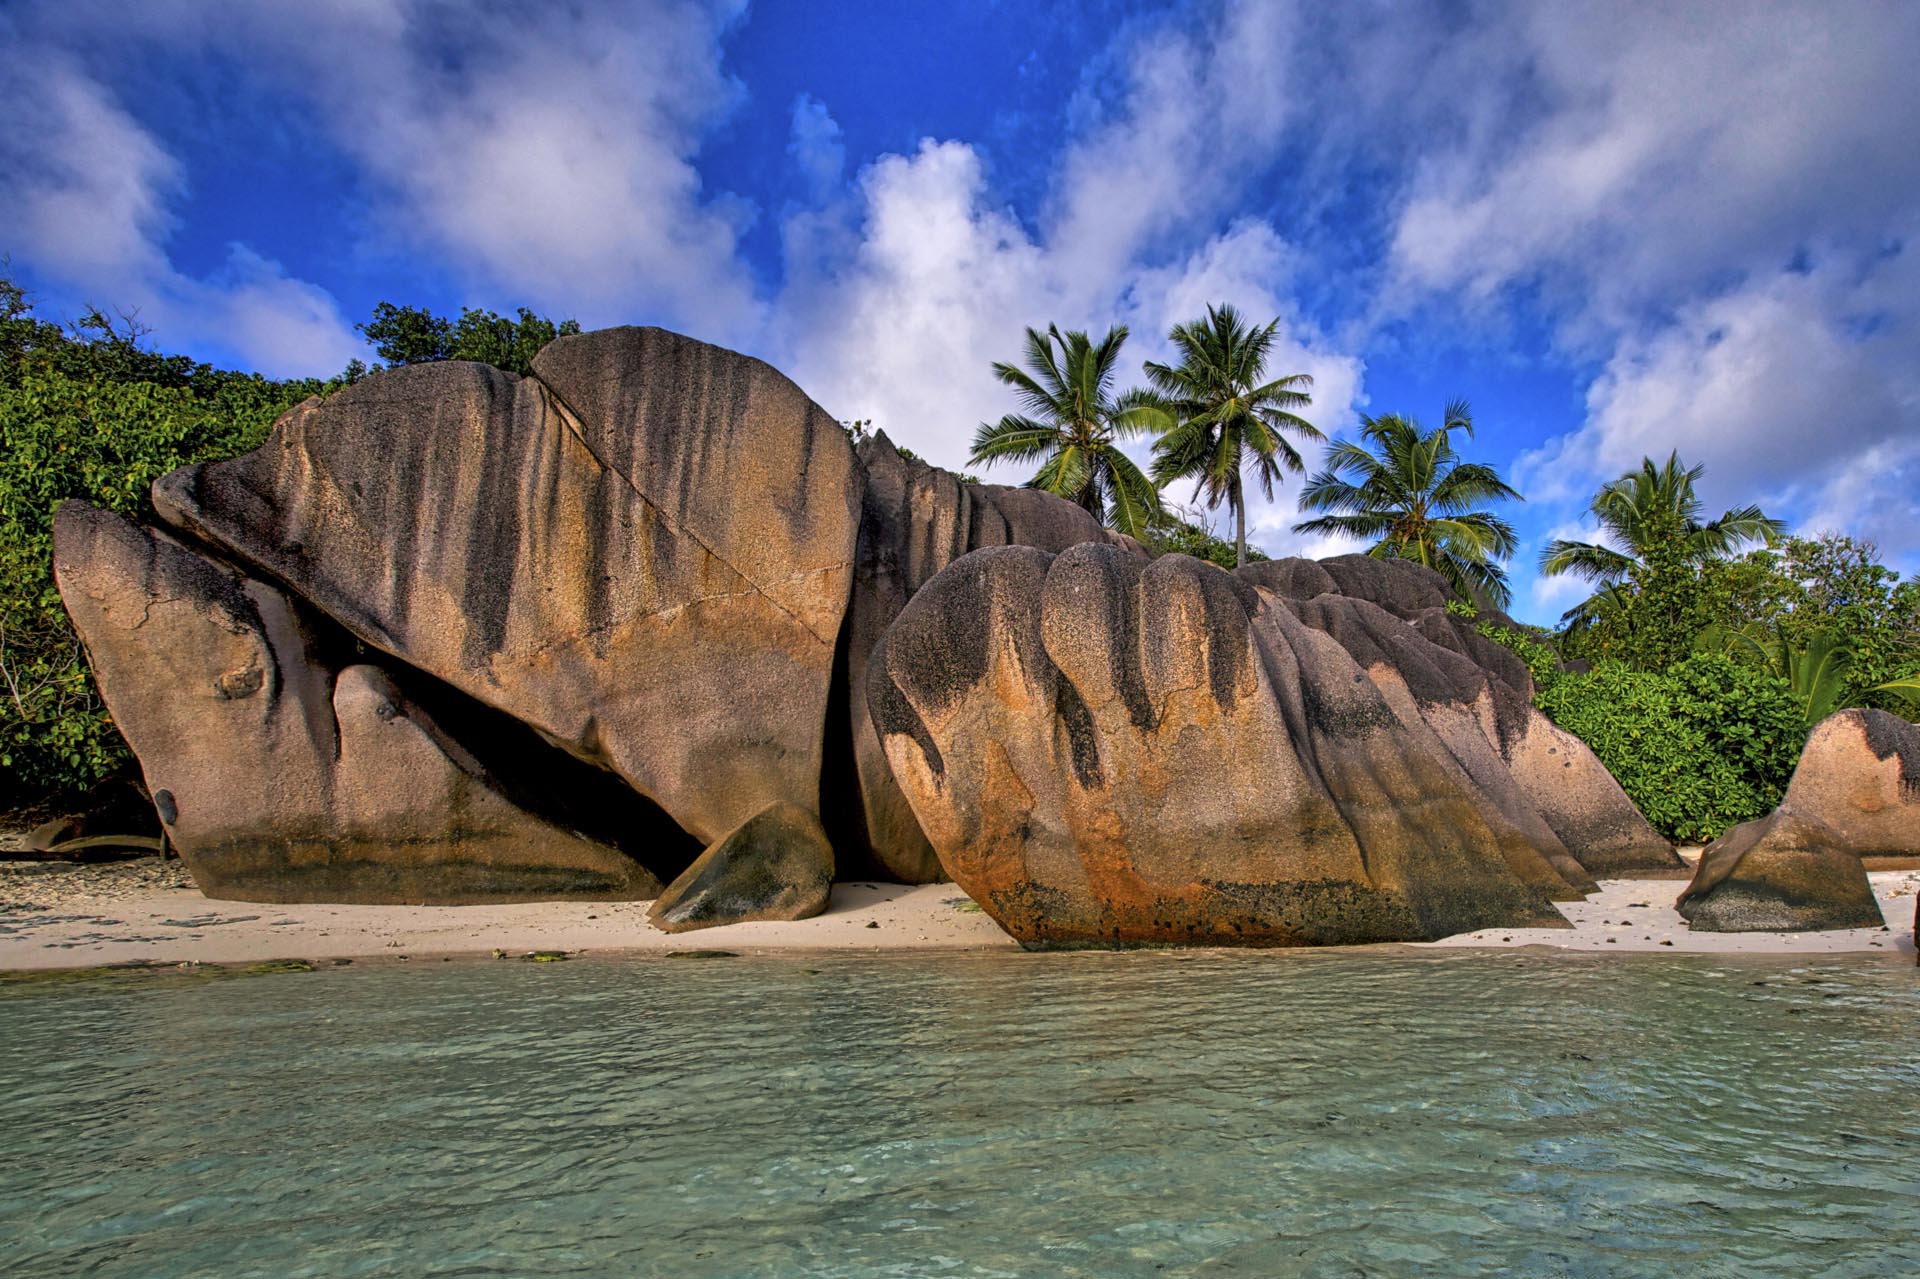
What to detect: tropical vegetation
<box><xmin>1143</xmin><ymin>304</ymin><xmax>1320</xmax><ymax>568</ymax></box>
<box><xmin>1533</xmin><ymin>653</ymin><xmax>1807</xmax><ymax>844</ymax></box>
<box><xmin>968</xmin><ymin>325</ymin><xmax>1167</xmax><ymax>539</ymax></box>
<box><xmin>1539</xmin><ymin>451</ymin><xmax>1784</xmax><ymax>669</ymax></box>
<box><xmin>1498</xmin><ymin>458</ymin><xmax>1917</xmax><ymax>840</ymax></box>
<box><xmin>355</xmin><ymin>301</ymin><xmax>581</xmax><ymax>377</ymax></box>
<box><xmin>1292</xmin><ymin>400</ymin><xmax>1521</xmax><ymax>606</ymax></box>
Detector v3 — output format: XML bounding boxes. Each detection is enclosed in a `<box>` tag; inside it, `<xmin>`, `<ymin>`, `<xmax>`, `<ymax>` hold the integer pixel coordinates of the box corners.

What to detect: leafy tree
<box><xmin>358</xmin><ymin>302</ymin><xmax>582</xmax><ymax>376</ymax></box>
<box><xmin>1715</xmin><ymin>624</ymin><xmax>1856</xmax><ymax>729</ymax></box>
<box><xmin>1292</xmin><ymin>400</ymin><xmax>1520</xmax><ymax>606</ymax></box>
<box><xmin>968</xmin><ymin>324</ymin><xmax>1166</xmax><ymax>539</ymax></box>
<box><xmin>1144</xmin><ymin>304</ymin><xmax>1320</xmax><ymax>568</ymax></box>
<box><xmin>1714</xmin><ymin>534</ymin><xmax>1920</xmax><ymax>714</ymax></box>
<box><xmin>1542</xmin><ymin>452</ymin><xmax>1783</xmax><ymax>669</ymax></box>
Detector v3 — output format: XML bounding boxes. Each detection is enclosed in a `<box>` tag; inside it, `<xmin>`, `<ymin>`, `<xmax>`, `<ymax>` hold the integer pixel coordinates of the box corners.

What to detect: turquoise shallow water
<box><xmin>2</xmin><ymin>950</ymin><xmax>1917</xmax><ymax>1278</ymax></box>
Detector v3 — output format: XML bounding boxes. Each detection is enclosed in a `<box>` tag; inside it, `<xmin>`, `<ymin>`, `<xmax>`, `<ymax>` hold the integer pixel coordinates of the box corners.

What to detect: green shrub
<box><xmin>0</xmin><ymin>365</ymin><xmax>316</xmax><ymax>807</ymax></box>
<box><xmin>1474</xmin><ymin>619</ymin><xmax>1564</xmax><ymax>692</ymax></box>
<box><xmin>1535</xmin><ymin>653</ymin><xmax>1805</xmax><ymax>843</ymax></box>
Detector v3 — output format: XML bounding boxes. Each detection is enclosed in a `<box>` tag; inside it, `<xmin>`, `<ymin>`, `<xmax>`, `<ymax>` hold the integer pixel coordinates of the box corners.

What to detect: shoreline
<box><xmin>2</xmin><ymin>855</ymin><xmax>1914</xmax><ymax>971</ymax></box>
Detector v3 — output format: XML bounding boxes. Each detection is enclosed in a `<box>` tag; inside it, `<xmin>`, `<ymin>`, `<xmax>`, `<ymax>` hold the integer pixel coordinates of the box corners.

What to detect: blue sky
<box><xmin>4</xmin><ymin>0</ymin><xmax>1917</xmax><ymax>623</ymax></box>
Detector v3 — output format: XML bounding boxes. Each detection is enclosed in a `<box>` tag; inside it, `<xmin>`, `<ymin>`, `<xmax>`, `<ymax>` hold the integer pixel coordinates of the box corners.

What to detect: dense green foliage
<box><xmin>1535</xmin><ymin>655</ymin><xmax>1805</xmax><ymax>843</ymax></box>
<box><xmin>1459</xmin><ymin>596</ymin><xmax>1817</xmax><ymax>842</ymax></box>
<box><xmin>1518</xmin><ymin>459</ymin><xmax>1917</xmax><ymax>835</ymax></box>
<box><xmin>969</xmin><ymin>325</ymin><xmax>1166</xmax><ymax>538</ymax></box>
<box><xmin>1540</xmin><ymin>451</ymin><xmax>1784</xmax><ymax>645</ymax></box>
<box><xmin>0</xmin><ymin>280</ymin><xmax>329</xmax><ymax>807</ymax></box>
<box><xmin>1294</xmin><ymin>401</ymin><xmax>1521</xmax><ymax>606</ymax></box>
<box><xmin>1542</xmin><ymin>453</ymin><xmax>1787</xmax><ymax>673</ymax></box>
<box><xmin>1145</xmin><ymin>304</ymin><xmax>1320</xmax><ymax>568</ymax></box>
<box><xmin>356</xmin><ymin>302</ymin><xmax>581</xmax><ymax>376</ymax></box>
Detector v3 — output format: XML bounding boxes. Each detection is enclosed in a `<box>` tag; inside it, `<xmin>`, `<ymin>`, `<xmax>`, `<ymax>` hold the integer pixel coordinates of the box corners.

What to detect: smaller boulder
<box><xmin>1676</xmin><ymin>809</ymin><xmax>1885</xmax><ymax>932</ymax></box>
<box><xmin>649</xmin><ymin>803</ymin><xmax>835</xmax><ymax>933</ymax></box>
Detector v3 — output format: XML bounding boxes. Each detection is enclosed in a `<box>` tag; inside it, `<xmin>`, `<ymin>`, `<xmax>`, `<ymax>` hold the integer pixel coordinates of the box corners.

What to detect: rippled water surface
<box><xmin>3</xmin><ymin>950</ymin><xmax>1918</xmax><ymax>1278</ymax></box>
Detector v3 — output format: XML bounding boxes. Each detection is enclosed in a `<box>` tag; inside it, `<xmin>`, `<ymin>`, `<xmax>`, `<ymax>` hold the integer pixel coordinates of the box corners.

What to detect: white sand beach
<box><xmin>2</xmin><ymin>853</ymin><xmax>1913</xmax><ymax>969</ymax></box>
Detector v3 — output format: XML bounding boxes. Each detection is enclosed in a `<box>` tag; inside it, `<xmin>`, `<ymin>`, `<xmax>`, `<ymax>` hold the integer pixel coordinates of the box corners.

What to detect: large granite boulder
<box><xmin>1676</xmin><ymin>809</ymin><xmax>1884</xmax><ymax>932</ymax></box>
<box><xmin>1774</xmin><ymin>709</ymin><xmax>1919</xmax><ymax>862</ymax></box>
<box><xmin>649</xmin><ymin>801</ymin><xmax>835</xmax><ymax>933</ymax></box>
<box><xmin>152</xmin><ymin>328</ymin><xmax>860</xmax><ymax>847</ymax></box>
<box><xmin>52</xmin><ymin>501</ymin><xmax>658</xmax><ymax>904</ymax></box>
<box><xmin>869</xmin><ymin>544</ymin><xmax>1575</xmax><ymax>947</ymax></box>
<box><xmin>841</xmin><ymin>431</ymin><xmax>1143</xmax><ymax>881</ymax></box>
<box><xmin>1245</xmin><ymin>556</ymin><xmax>1682</xmax><ymax>878</ymax></box>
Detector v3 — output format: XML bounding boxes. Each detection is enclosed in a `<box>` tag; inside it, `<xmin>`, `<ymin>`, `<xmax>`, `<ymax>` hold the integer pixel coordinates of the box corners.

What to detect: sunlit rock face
<box><xmin>52</xmin><ymin>502</ymin><xmax>658</xmax><ymax>904</ymax></box>
<box><xmin>152</xmin><ymin>327</ymin><xmax>863</xmax><ymax>849</ymax></box>
<box><xmin>869</xmin><ymin>544</ymin><xmax>1594</xmax><ymax>947</ymax></box>
<box><xmin>1248</xmin><ymin>555</ymin><xmax>1684</xmax><ymax>880</ymax></box>
<box><xmin>1776</xmin><ymin>709</ymin><xmax>1919</xmax><ymax>862</ymax></box>
<box><xmin>53</xmin><ymin>325</ymin><xmax>1696</xmax><ymax>928</ymax></box>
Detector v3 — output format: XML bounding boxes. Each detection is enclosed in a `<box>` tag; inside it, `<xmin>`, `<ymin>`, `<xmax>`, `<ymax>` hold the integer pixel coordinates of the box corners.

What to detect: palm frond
<box><xmin>1538</xmin><ymin>538</ymin><xmax>1634</xmax><ymax>583</ymax></box>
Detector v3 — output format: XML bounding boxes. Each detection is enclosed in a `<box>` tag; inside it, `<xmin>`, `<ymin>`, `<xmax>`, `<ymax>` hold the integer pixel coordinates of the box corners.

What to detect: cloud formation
<box><xmin>3</xmin><ymin>0</ymin><xmax>1916</xmax><ymax>588</ymax></box>
<box><xmin>0</xmin><ymin>52</ymin><xmax>362</xmax><ymax>376</ymax></box>
<box><xmin>1379</xmin><ymin>0</ymin><xmax>1920</xmax><ymax>578</ymax></box>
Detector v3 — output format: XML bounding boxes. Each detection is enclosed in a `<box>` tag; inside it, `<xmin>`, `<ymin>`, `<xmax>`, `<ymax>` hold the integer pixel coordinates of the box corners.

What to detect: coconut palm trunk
<box><xmin>1232</xmin><ymin>472</ymin><xmax>1247</xmax><ymax>569</ymax></box>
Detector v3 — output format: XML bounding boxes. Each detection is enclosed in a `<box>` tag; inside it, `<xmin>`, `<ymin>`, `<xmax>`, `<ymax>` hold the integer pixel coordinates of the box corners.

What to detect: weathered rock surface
<box><xmin>841</xmin><ymin>431</ymin><xmax>1145</xmax><ymax>881</ymax></box>
<box><xmin>1676</xmin><ymin>809</ymin><xmax>1884</xmax><ymax>932</ymax></box>
<box><xmin>870</xmin><ymin>543</ymin><xmax>1575</xmax><ymax>947</ymax></box>
<box><xmin>153</xmin><ymin>327</ymin><xmax>860</xmax><ymax>847</ymax></box>
<box><xmin>53</xmin><ymin>501</ymin><xmax>657</xmax><ymax>904</ymax></box>
<box><xmin>649</xmin><ymin>802</ymin><xmax>835</xmax><ymax>933</ymax></box>
<box><xmin>1774</xmin><ymin>709</ymin><xmax>1919</xmax><ymax>862</ymax></box>
<box><xmin>1260</xmin><ymin>587</ymin><xmax>1596</xmax><ymax>899</ymax></box>
<box><xmin>1240</xmin><ymin>556</ymin><xmax>1682</xmax><ymax>878</ymax></box>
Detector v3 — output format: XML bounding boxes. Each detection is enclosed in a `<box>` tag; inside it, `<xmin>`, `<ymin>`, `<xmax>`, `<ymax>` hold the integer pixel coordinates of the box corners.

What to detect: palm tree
<box><xmin>1291</xmin><ymin>401</ymin><xmax>1522</xmax><ymax>606</ymax></box>
<box><xmin>968</xmin><ymin>324</ymin><xmax>1167</xmax><ymax>539</ymax></box>
<box><xmin>1539</xmin><ymin>451</ymin><xmax>1785</xmax><ymax>626</ymax></box>
<box><xmin>1143</xmin><ymin>304</ymin><xmax>1321</xmax><ymax>568</ymax></box>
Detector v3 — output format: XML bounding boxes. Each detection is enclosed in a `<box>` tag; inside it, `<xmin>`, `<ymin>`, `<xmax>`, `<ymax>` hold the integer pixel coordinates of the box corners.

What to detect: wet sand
<box><xmin>3</xmin><ymin>853</ymin><xmax>1913</xmax><ymax>969</ymax></box>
